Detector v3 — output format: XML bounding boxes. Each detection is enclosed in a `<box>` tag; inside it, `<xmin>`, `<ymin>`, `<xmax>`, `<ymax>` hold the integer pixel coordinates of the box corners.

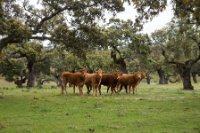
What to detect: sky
<box><xmin>116</xmin><ymin>1</ymin><xmax>174</xmax><ymax>34</ymax></box>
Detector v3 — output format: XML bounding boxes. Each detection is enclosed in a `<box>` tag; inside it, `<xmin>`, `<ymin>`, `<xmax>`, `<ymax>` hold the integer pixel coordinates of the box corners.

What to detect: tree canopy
<box><xmin>0</xmin><ymin>0</ymin><xmax>167</xmax><ymax>51</ymax></box>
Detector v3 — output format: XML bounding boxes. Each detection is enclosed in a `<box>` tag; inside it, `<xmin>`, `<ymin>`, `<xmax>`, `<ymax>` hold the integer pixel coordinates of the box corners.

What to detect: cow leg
<box><xmin>86</xmin><ymin>85</ymin><xmax>90</xmax><ymax>95</ymax></box>
<box><xmin>123</xmin><ymin>85</ymin><xmax>126</xmax><ymax>93</ymax></box>
<box><xmin>93</xmin><ymin>88</ymin><xmax>97</xmax><ymax>96</ymax></box>
<box><xmin>116</xmin><ymin>83</ymin><xmax>120</xmax><ymax>92</ymax></box>
<box><xmin>110</xmin><ymin>87</ymin><xmax>113</xmax><ymax>95</ymax></box>
<box><xmin>65</xmin><ymin>85</ymin><xmax>67</xmax><ymax>95</ymax></box>
<box><xmin>73</xmin><ymin>85</ymin><xmax>75</xmax><ymax>94</ymax></box>
<box><xmin>132</xmin><ymin>83</ymin><xmax>139</xmax><ymax>94</ymax></box>
<box><xmin>61</xmin><ymin>84</ymin><xmax>65</xmax><ymax>95</ymax></box>
<box><xmin>133</xmin><ymin>87</ymin><xmax>136</xmax><ymax>94</ymax></box>
<box><xmin>93</xmin><ymin>85</ymin><xmax>98</xmax><ymax>96</ymax></box>
<box><xmin>131</xmin><ymin>85</ymin><xmax>135</xmax><ymax>94</ymax></box>
<box><xmin>89</xmin><ymin>86</ymin><xmax>92</xmax><ymax>94</ymax></box>
<box><xmin>132</xmin><ymin>81</ymin><xmax>140</xmax><ymax>94</ymax></box>
<box><xmin>118</xmin><ymin>85</ymin><xmax>123</xmax><ymax>93</ymax></box>
<box><xmin>124</xmin><ymin>85</ymin><xmax>128</xmax><ymax>94</ymax></box>
<box><xmin>134</xmin><ymin>81</ymin><xmax>141</xmax><ymax>92</ymax></box>
<box><xmin>110</xmin><ymin>87</ymin><xmax>116</xmax><ymax>95</ymax></box>
<box><xmin>78</xmin><ymin>85</ymin><xmax>83</xmax><ymax>96</ymax></box>
<box><xmin>61</xmin><ymin>80</ymin><xmax>67</xmax><ymax>95</ymax></box>
<box><xmin>112</xmin><ymin>86</ymin><xmax>117</xmax><ymax>94</ymax></box>
<box><xmin>106</xmin><ymin>86</ymin><xmax>110</xmax><ymax>93</ymax></box>
<box><xmin>60</xmin><ymin>77</ymin><xmax>64</xmax><ymax>95</ymax></box>
<box><xmin>98</xmin><ymin>85</ymin><xmax>102</xmax><ymax>95</ymax></box>
<box><xmin>95</xmin><ymin>87</ymin><xmax>98</xmax><ymax>96</ymax></box>
<box><xmin>128</xmin><ymin>85</ymin><xmax>131</xmax><ymax>94</ymax></box>
<box><xmin>92</xmin><ymin>85</ymin><xmax>95</xmax><ymax>96</ymax></box>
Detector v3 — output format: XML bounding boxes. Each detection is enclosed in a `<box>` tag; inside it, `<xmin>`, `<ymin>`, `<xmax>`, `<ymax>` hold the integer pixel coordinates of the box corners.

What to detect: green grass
<box><xmin>0</xmin><ymin>78</ymin><xmax>15</xmax><ymax>88</ymax></box>
<box><xmin>0</xmin><ymin>82</ymin><xmax>200</xmax><ymax>133</ymax></box>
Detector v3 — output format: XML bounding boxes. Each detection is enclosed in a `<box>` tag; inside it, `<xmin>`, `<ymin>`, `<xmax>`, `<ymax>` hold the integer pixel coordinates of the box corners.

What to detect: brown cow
<box><xmin>84</xmin><ymin>69</ymin><xmax>103</xmax><ymax>96</ymax></box>
<box><xmin>84</xmin><ymin>72</ymin><xmax>94</xmax><ymax>94</ymax></box>
<box><xmin>60</xmin><ymin>68</ymin><xmax>87</xmax><ymax>95</ymax></box>
<box><xmin>132</xmin><ymin>72</ymin><xmax>147</xmax><ymax>93</ymax></box>
<box><xmin>117</xmin><ymin>72</ymin><xmax>147</xmax><ymax>94</ymax></box>
<box><xmin>99</xmin><ymin>73</ymin><xmax>122</xmax><ymax>95</ymax></box>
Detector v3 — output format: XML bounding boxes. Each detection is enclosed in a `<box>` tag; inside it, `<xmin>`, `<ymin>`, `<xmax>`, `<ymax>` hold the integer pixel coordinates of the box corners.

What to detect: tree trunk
<box><xmin>27</xmin><ymin>61</ymin><xmax>36</xmax><ymax>87</ymax></box>
<box><xmin>27</xmin><ymin>69</ymin><xmax>36</xmax><ymax>87</ymax></box>
<box><xmin>0</xmin><ymin>37</ymin><xmax>22</xmax><ymax>51</ymax></box>
<box><xmin>181</xmin><ymin>70</ymin><xmax>193</xmax><ymax>90</ymax></box>
<box><xmin>177</xmin><ymin>64</ymin><xmax>193</xmax><ymax>90</ymax></box>
<box><xmin>146</xmin><ymin>72</ymin><xmax>151</xmax><ymax>84</ymax></box>
<box><xmin>118</xmin><ymin>58</ymin><xmax>128</xmax><ymax>73</ymax></box>
<box><xmin>157</xmin><ymin>69</ymin><xmax>168</xmax><ymax>84</ymax></box>
<box><xmin>111</xmin><ymin>50</ymin><xmax>128</xmax><ymax>73</ymax></box>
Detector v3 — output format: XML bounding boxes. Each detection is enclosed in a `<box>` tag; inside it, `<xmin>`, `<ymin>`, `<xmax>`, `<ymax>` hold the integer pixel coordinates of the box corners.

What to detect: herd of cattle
<box><xmin>60</xmin><ymin>68</ymin><xmax>147</xmax><ymax>96</ymax></box>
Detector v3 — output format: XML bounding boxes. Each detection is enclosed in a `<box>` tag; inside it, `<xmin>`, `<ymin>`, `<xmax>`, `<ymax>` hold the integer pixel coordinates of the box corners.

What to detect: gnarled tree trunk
<box><xmin>157</xmin><ymin>68</ymin><xmax>168</xmax><ymax>84</ymax></box>
<box><xmin>177</xmin><ymin>63</ymin><xmax>193</xmax><ymax>90</ymax></box>
<box><xmin>27</xmin><ymin>61</ymin><xmax>36</xmax><ymax>87</ymax></box>
<box><xmin>146</xmin><ymin>72</ymin><xmax>151</xmax><ymax>84</ymax></box>
<box><xmin>111</xmin><ymin>50</ymin><xmax>128</xmax><ymax>73</ymax></box>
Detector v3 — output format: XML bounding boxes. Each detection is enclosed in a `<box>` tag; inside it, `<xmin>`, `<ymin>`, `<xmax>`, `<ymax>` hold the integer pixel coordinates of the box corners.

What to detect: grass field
<box><xmin>0</xmin><ymin>81</ymin><xmax>200</xmax><ymax>133</ymax></box>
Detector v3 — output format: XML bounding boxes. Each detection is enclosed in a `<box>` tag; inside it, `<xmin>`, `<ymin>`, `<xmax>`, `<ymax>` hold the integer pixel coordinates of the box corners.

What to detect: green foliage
<box><xmin>0</xmin><ymin>0</ymin><xmax>169</xmax><ymax>52</ymax></box>
<box><xmin>191</xmin><ymin>61</ymin><xmax>200</xmax><ymax>73</ymax></box>
<box><xmin>150</xmin><ymin>29</ymin><xmax>172</xmax><ymax>73</ymax></box>
<box><xmin>0</xmin><ymin>58</ymin><xmax>26</xmax><ymax>81</ymax></box>
<box><xmin>4</xmin><ymin>19</ymin><xmax>31</xmax><ymax>39</ymax></box>
<box><xmin>50</xmin><ymin>48</ymin><xmax>85</xmax><ymax>73</ymax></box>
<box><xmin>150</xmin><ymin>22</ymin><xmax>200</xmax><ymax>87</ymax></box>
<box><xmin>172</xmin><ymin>0</ymin><xmax>200</xmax><ymax>25</ymax></box>
<box><xmin>164</xmin><ymin>23</ymin><xmax>199</xmax><ymax>63</ymax></box>
<box><xmin>85</xmin><ymin>51</ymin><xmax>114</xmax><ymax>72</ymax></box>
<box><xmin>0</xmin><ymin>41</ymin><xmax>52</xmax><ymax>84</ymax></box>
<box><xmin>104</xmin><ymin>19</ymin><xmax>151</xmax><ymax>72</ymax></box>
<box><xmin>50</xmin><ymin>49</ymin><xmax>115</xmax><ymax>73</ymax></box>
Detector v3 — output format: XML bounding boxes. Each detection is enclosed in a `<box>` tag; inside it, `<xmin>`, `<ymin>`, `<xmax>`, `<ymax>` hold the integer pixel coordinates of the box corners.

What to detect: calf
<box><xmin>117</xmin><ymin>72</ymin><xmax>147</xmax><ymax>94</ymax></box>
<box><xmin>60</xmin><ymin>69</ymin><xmax>87</xmax><ymax>95</ymax></box>
<box><xmin>84</xmin><ymin>72</ymin><xmax>94</xmax><ymax>94</ymax></box>
<box><xmin>132</xmin><ymin>72</ymin><xmax>147</xmax><ymax>93</ymax></box>
<box><xmin>84</xmin><ymin>70</ymin><xmax>103</xmax><ymax>96</ymax></box>
<box><xmin>99</xmin><ymin>73</ymin><xmax>121</xmax><ymax>95</ymax></box>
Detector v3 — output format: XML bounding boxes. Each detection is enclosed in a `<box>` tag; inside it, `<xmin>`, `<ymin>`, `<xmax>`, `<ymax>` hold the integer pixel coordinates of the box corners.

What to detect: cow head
<box><xmin>79</xmin><ymin>68</ymin><xmax>88</xmax><ymax>73</ymax></box>
<box><xmin>79</xmin><ymin>68</ymin><xmax>88</xmax><ymax>78</ymax></box>
<box><xmin>134</xmin><ymin>72</ymin><xmax>147</xmax><ymax>80</ymax></box>
<box><xmin>141</xmin><ymin>72</ymin><xmax>147</xmax><ymax>79</ymax></box>
<box><xmin>114</xmin><ymin>72</ymin><xmax>123</xmax><ymax>79</ymax></box>
<box><xmin>95</xmin><ymin>69</ymin><xmax>103</xmax><ymax>77</ymax></box>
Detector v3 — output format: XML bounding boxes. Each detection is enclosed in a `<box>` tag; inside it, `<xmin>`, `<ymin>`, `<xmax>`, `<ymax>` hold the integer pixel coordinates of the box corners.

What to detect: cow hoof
<box><xmin>89</xmin><ymin>128</ymin><xmax>95</xmax><ymax>132</ymax></box>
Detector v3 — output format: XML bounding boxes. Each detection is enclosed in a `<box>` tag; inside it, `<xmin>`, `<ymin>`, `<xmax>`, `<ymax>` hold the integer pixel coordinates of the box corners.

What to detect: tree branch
<box><xmin>0</xmin><ymin>37</ymin><xmax>23</xmax><ymax>51</ymax></box>
<box><xmin>167</xmin><ymin>61</ymin><xmax>184</xmax><ymax>65</ymax></box>
<box><xmin>29</xmin><ymin>36</ymin><xmax>53</xmax><ymax>41</ymax></box>
<box><xmin>32</xmin><ymin>5</ymin><xmax>72</xmax><ymax>34</ymax></box>
<box><xmin>8</xmin><ymin>50</ymin><xmax>27</xmax><ymax>59</ymax></box>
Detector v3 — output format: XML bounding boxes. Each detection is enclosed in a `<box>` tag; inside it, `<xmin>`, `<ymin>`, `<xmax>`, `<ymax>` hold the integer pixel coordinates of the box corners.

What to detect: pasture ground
<box><xmin>0</xmin><ymin>80</ymin><xmax>200</xmax><ymax>133</ymax></box>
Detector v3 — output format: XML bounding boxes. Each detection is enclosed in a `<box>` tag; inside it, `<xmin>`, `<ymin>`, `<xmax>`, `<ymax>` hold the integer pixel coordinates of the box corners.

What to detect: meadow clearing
<box><xmin>0</xmin><ymin>80</ymin><xmax>200</xmax><ymax>133</ymax></box>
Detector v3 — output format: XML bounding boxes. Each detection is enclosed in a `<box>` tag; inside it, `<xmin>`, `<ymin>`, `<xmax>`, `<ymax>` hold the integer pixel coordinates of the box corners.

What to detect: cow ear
<box><xmin>143</xmin><ymin>70</ymin><xmax>147</xmax><ymax>73</ymax></box>
<box><xmin>95</xmin><ymin>69</ymin><xmax>100</xmax><ymax>73</ymax></box>
<box><xmin>80</xmin><ymin>68</ymin><xmax>88</xmax><ymax>73</ymax></box>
